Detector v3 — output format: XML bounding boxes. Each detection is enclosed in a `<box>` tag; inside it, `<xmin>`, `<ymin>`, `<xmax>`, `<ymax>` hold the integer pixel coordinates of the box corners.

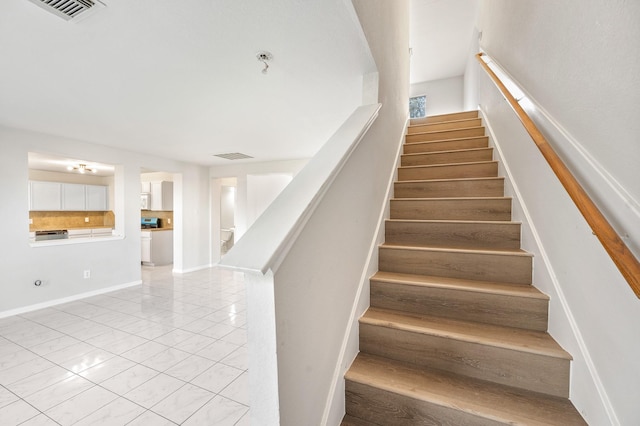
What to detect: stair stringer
<box><xmin>480</xmin><ymin>108</ymin><xmax>616</xmax><ymax>425</ymax></box>
<box><xmin>322</xmin><ymin>117</ymin><xmax>409</xmax><ymax>426</ymax></box>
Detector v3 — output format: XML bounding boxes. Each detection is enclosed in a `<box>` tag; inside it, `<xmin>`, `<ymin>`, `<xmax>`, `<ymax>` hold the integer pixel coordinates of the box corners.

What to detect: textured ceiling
<box><xmin>410</xmin><ymin>0</ymin><xmax>478</xmax><ymax>83</ymax></box>
<box><xmin>0</xmin><ymin>0</ymin><xmax>375</xmax><ymax>166</ymax></box>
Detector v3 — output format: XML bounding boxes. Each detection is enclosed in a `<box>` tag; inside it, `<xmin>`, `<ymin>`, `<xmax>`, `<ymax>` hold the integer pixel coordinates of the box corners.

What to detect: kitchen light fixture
<box><xmin>67</xmin><ymin>163</ymin><xmax>97</xmax><ymax>174</ymax></box>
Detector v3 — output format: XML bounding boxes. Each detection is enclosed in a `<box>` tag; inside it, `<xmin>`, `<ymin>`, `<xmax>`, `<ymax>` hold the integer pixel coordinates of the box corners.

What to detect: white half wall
<box><xmin>410</xmin><ymin>75</ymin><xmax>464</xmax><ymax>116</ymax></box>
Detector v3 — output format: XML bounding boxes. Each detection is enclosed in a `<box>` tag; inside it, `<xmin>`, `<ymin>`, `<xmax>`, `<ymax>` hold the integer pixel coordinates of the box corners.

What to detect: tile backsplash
<box><xmin>30</xmin><ymin>211</ymin><xmax>115</xmax><ymax>231</ymax></box>
<box><xmin>141</xmin><ymin>210</ymin><xmax>173</xmax><ymax>228</ymax></box>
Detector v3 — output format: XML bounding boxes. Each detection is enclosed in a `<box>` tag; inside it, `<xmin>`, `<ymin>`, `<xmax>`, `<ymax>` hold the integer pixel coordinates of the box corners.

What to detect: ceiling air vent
<box><xmin>213</xmin><ymin>153</ymin><xmax>254</xmax><ymax>161</ymax></box>
<box><xmin>26</xmin><ymin>0</ymin><xmax>105</xmax><ymax>22</ymax></box>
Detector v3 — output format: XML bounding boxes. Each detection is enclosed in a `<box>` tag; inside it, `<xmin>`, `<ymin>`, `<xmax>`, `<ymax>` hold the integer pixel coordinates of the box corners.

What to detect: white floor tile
<box><xmin>121</xmin><ymin>341</ymin><xmax>169</xmax><ymax>363</ymax></box>
<box><xmin>73</xmin><ymin>397</ymin><xmax>145</xmax><ymax>426</ymax></box>
<box><xmin>196</xmin><ymin>340</ymin><xmax>240</xmax><ymax>362</ymax></box>
<box><xmin>199</xmin><ymin>323</ymin><xmax>236</xmax><ymax>339</ymax></box>
<box><xmin>140</xmin><ymin>347</ymin><xmax>191</xmax><ymax>372</ymax></box>
<box><xmin>59</xmin><ymin>348</ymin><xmax>115</xmax><ymax>373</ymax></box>
<box><xmin>45</xmin><ymin>385</ymin><xmax>118</xmax><ymax>425</ymax></box>
<box><xmin>7</xmin><ymin>365</ymin><xmax>75</xmax><ymax>398</ymax></box>
<box><xmin>24</xmin><ymin>374</ymin><xmax>94</xmax><ymax>412</ymax></box>
<box><xmin>190</xmin><ymin>363</ymin><xmax>243</xmax><ymax>394</ymax></box>
<box><xmin>124</xmin><ymin>373</ymin><xmax>184</xmax><ymax>409</ymax></box>
<box><xmin>100</xmin><ymin>364</ymin><xmax>158</xmax><ymax>395</ymax></box>
<box><xmin>18</xmin><ymin>414</ymin><xmax>60</xmax><ymax>426</ymax></box>
<box><xmin>220</xmin><ymin>328</ymin><xmax>247</xmax><ymax>346</ymax></box>
<box><xmin>0</xmin><ymin>399</ymin><xmax>40</xmax><ymax>425</ymax></box>
<box><xmin>0</xmin><ymin>385</ymin><xmax>19</xmax><ymax>409</ymax></box>
<box><xmin>152</xmin><ymin>329</ymin><xmax>197</xmax><ymax>347</ymax></box>
<box><xmin>0</xmin><ymin>348</ymin><xmax>39</xmax><ymax>372</ymax></box>
<box><xmin>0</xmin><ymin>265</ymin><xmax>249</xmax><ymax>425</ymax></box>
<box><xmin>103</xmin><ymin>335</ymin><xmax>149</xmax><ymax>355</ymax></box>
<box><xmin>165</xmin><ymin>355</ymin><xmax>216</xmax><ymax>382</ymax></box>
<box><xmin>176</xmin><ymin>334</ymin><xmax>217</xmax><ymax>354</ymax></box>
<box><xmin>29</xmin><ymin>335</ymin><xmax>82</xmax><ymax>357</ymax></box>
<box><xmin>220</xmin><ymin>346</ymin><xmax>248</xmax><ymax>371</ymax></box>
<box><xmin>182</xmin><ymin>395</ymin><xmax>248</xmax><ymax>426</ymax></box>
<box><xmin>220</xmin><ymin>372</ymin><xmax>249</xmax><ymax>406</ymax></box>
<box><xmin>151</xmin><ymin>383</ymin><xmax>214</xmax><ymax>424</ymax></box>
<box><xmin>43</xmin><ymin>342</ymin><xmax>95</xmax><ymax>365</ymax></box>
<box><xmin>78</xmin><ymin>356</ymin><xmax>136</xmax><ymax>384</ymax></box>
<box><xmin>126</xmin><ymin>410</ymin><xmax>177</xmax><ymax>426</ymax></box>
<box><xmin>0</xmin><ymin>357</ymin><xmax>55</xmax><ymax>386</ymax></box>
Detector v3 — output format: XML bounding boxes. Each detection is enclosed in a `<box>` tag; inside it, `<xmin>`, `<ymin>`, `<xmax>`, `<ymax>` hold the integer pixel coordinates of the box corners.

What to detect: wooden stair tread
<box><xmin>399</xmin><ymin>160</ymin><xmax>498</xmax><ymax>170</ymax></box>
<box><xmin>361</xmin><ymin>307</ymin><xmax>571</xmax><ymax>360</ymax></box>
<box><xmin>386</xmin><ymin>218</ymin><xmax>519</xmax><ymax>225</ymax></box>
<box><xmin>391</xmin><ymin>196</ymin><xmax>511</xmax><ymax>201</ymax></box>
<box><xmin>346</xmin><ymin>354</ymin><xmax>586</xmax><ymax>425</ymax></box>
<box><xmin>404</xmin><ymin>135</ymin><xmax>487</xmax><ymax>145</ymax></box>
<box><xmin>380</xmin><ymin>243</ymin><xmax>530</xmax><ymax>256</ymax></box>
<box><xmin>402</xmin><ymin>146</ymin><xmax>492</xmax><ymax>157</ymax></box>
<box><xmin>371</xmin><ymin>271</ymin><xmax>548</xmax><ymax>300</ymax></box>
<box><xmin>340</xmin><ymin>414</ymin><xmax>380</xmax><ymax>426</ymax></box>
<box><xmin>395</xmin><ymin>176</ymin><xmax>504</xmax><ymax>184</ymax></box>
<box><xmin>410</xmin><ymin>110</ymin><xmax>478</xmax><ymax>125</ymax></box>
<box><xmin>408</xmin><ymin>126</ymin><xmax>484</xmax><ymax>137</ymax></box>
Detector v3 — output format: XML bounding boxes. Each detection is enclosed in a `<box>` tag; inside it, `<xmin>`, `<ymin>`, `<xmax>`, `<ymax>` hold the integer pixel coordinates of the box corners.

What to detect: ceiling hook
<box><xmin>256</xmin><ymin>51</ymin><xmax>273</xmax><ymax>74</ymax></box>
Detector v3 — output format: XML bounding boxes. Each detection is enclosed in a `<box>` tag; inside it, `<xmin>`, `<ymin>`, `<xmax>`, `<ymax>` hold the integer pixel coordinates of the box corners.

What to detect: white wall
<box><xmin>273</xmin><ymin>1</ymin><xmax>410</xmax><ymax>423</ymax></box>
<box><xmin>220</xmin><ymin>186</ymin><xmax>235</xmax><ymax>229</ymax></box>
<box><xmin>0</xmin><ymin>126</ymin><xmax>211</xmax><ymax>315</ymax></box>
<box><xmin>210</xmin><ymin>160</ymin><xmax>307</xmax><ymax>264</ymax></box>
<box><xmin>477</xmin><ymin>1</ymin><xmax>640</xmax><ymax>424</ymax></box>
<box><xmin>247</xmin><ymin>174</ymin><xmax>293</xmax><ymax>227</ymax></box>
<box><xmin>410</xmin><ymin>75</ymin><xmax>464</xmax><ymax>116</ymax></box>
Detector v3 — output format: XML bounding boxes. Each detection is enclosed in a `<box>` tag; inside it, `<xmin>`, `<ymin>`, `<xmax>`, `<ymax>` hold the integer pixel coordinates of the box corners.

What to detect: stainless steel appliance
<box><xmin>35</xmin><ymin>230</ymin><xmax>68</xmax><ymax>241</ymax></box>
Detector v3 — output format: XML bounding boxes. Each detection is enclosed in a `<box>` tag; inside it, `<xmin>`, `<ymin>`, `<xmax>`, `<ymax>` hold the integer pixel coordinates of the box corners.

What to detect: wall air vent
<box><xmin>26</xmin><ymin>0</ymin><xmax>105</xmax><ymax>22</ymax></box>
<box><xmin>213</xmin><ymin>153</ymin><xmax>254</xmax><ymax>161</ymax></box>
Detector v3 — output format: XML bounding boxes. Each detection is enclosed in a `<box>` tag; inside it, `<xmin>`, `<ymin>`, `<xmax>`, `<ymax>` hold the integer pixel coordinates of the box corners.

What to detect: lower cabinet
<box><xmin>141</xmin><ymin>230</ymin><xmax>173</xmax><ymax>266</ymax></box>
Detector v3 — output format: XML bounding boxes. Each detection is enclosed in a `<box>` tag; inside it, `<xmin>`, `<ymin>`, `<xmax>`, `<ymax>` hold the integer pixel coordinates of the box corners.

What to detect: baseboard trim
<box><xmin>0</xmin><ymin>280</ymin><xmax>142</xmax><ymax>319</ymax></box>
<box><xmin>173</xmin><ymin>264</ymin><xmax>212</xmax><ymax>274</ymax></box>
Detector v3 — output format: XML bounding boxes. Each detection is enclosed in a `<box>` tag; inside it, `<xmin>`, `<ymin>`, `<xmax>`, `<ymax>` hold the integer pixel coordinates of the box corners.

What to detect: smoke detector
<box><xmin>26</xmin><ymin>0</ymin><xmax>106</xmax><ymax>22</ymax></box>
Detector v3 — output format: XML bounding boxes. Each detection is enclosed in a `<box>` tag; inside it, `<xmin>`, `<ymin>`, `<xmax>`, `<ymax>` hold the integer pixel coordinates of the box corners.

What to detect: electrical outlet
<box><xmin>167</xmin><ymin>218</ymin><xmax>171</xmax><ymax>225</ymax></box>
<box><xmin>83</xmin><ymin>270</ymin><xmax>91</xmax><ymax>279</ymax></box>
<box><xmin>29</xmin><ymin>218</ymin><xmax>33</xmax><ymax>224</ymax></box>
<box><xmin>85</xmin><ymin>217</ymin><xmax>89</xmax><ymax>223</ymax></box>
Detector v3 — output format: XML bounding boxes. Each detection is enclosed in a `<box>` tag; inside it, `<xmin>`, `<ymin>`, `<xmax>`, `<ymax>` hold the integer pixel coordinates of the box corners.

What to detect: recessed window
<box><xmin>409</xmin><ymin>95</ymin><xmax>426</xmax><ymax>118</ymax></box>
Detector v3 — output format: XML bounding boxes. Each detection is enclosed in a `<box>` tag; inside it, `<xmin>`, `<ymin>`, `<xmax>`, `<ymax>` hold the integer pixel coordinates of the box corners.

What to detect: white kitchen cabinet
<box><xmin>29</xmin><ymin>181</ymin><xmax>108</xmax><ymax>211</ymax></box>
<box><xmin>62</xmin><ymin>183</ymin><xmax>86</xmax><ymax>210</ymax></box>
<box><xmin>141</xmin><ymin>231</ymin><xmax>152</xmax><ymax>263</ymax></box>
<box><xmin>150</xmin><ymin>181</ymin><xmax>173</xmax><ymax>211</ymax></box>
<box><xmin>86</xmin><ymin>185</ymin><xmax>108</xmax><ymax>211</ymax></box>
<box><xmin>30</xmin><ymin>181</ymin><xmax>62</xmax><ymax>211</ymax></box>
<box><xmin>141</xmin><ymin>230</ymin><xmax>173</xmax><ymax>266</ymax></box>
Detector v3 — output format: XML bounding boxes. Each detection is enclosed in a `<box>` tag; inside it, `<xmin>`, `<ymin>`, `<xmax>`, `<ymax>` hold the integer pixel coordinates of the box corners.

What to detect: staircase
<box><xmin>342</xmin><ymin>111</ymin><xmax>587</xmax><ymax>425</ymax></box>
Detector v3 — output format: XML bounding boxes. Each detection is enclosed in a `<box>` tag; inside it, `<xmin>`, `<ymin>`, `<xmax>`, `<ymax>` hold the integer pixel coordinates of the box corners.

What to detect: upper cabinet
<box><xmin>150</xmin><ymin>181</ymin><xmax>173</xmax><ymax>211</ymax></box>
<box><xmin>30</xmin><ymin>181</ymin><xmax>62</xmax><ymax>211</ymax></box>
<box><xmin>29</xmin><ymin>181</ymin><xmax>109</xmax><ymax>211</ymax></box>
<box><xmin>85</xmin><ymin>185</ymin><xmax>108</xmax><ymax>211</ymax></box>
<box><xmin>62</xmin><ymin>183</ymin><xmax>86</xmax><ymax>210</ymax></box>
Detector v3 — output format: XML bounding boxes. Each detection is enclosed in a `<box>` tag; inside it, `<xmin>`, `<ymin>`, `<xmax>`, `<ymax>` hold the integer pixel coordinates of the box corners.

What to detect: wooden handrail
<box><xmin>476</xmin><ymin>52</ymin><xmax>640</xmax><ymax>298</ymax></box>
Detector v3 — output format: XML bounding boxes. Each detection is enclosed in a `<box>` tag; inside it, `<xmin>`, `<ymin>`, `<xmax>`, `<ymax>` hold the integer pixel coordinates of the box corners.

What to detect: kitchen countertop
<box><xmin>141</xmin><ymin>228</ymin><xmax>174</xmax><ymax>232</ymax></box>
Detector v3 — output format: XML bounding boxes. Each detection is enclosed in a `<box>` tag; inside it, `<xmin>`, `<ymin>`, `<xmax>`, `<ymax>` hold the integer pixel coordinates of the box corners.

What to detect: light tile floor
<box><xmin>0</xmin><ymin>266</ymin><xmax>249</xmax><ymax>425</ymax></box>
